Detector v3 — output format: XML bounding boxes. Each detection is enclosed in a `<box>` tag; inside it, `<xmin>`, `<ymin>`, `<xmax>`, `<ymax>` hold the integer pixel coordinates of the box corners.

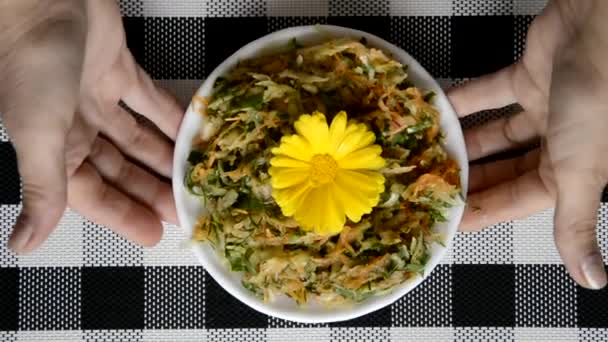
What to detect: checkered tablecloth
<box><xmin>1</xmin><ymin>0</ymin><xmax>607</xmax><ymax>341</ymax></box>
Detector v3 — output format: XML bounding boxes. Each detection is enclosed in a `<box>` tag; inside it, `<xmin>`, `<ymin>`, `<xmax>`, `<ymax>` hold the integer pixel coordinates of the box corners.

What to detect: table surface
<box><xmin>1</xmin><ymin>1</ymin><xmax>607</xmax><ymax>341</ymax></box>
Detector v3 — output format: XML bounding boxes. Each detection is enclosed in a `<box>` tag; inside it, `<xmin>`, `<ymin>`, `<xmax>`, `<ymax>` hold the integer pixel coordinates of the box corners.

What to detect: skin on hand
<box><xmin>0</xmin><ymin>1</ymin><xmax>184</xmax><ymax>252</ymax></box>
<box><xmin>449</xmin><ymin>0</ymin><xmax>608</xmax><ymax>289</ymax></box>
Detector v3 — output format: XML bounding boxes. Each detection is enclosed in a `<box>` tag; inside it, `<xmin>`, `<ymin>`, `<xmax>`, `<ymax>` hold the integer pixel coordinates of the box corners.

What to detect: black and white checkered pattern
<box><xmin>1</xmin><ymin>0</ymin><xmax>607</xmax><ymax>341</ymax></box>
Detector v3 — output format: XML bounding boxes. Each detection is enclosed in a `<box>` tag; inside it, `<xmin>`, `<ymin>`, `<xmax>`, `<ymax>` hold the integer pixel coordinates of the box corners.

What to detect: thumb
<box><xmin>7</xmin><ymin>127</ymin><xmax>70</xmax><ymax>254</ymax></box>
<box><xmin>0</xmin><ymin>17</ymin><xmax>85</xmax><ymax>253</ymax></box>
<box><xmin>554</xmin><ymin>169</ymin><xmax>607</xmax><ymax>289</ymax></box>
<box><xmin>3</xmin><ymin>87</ymin><xmax>75</xmax><ymax>253</ymax></box>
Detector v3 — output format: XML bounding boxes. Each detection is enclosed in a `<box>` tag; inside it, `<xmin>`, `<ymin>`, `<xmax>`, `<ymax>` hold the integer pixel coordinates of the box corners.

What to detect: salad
<box><xmin>186</xmin><ymin>38</ymin><xmax>461</xmax><ymax>305</ymax></box>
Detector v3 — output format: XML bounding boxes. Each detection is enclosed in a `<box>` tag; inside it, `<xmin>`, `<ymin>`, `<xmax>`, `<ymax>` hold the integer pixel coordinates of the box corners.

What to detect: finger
<box><xmin>460</xmin><ymin>169</ymin><xmax>554</xmax><ymax>232</ymax></box>
<box><xmin>2</xmin><ymin>24</ymin><xmax>85</xmax><ymax>253</ymax></box>
<box><xmin>6</xmin><ymin>129</ymin><xmax>70</xmax><ymax>254</ymax></box>
<box><xmin>64</xmin><ymin>112</ymin><xmax>98</xmax><ymax>175</ymax></box>
<box><xmin>554</xmin><ymin>169</ymin><xmax>607</xmax><ymax>289</ymax></box>
<box><xmin>448</xmin><ymin>64</ymin><xmax>517</xmax><ymax>116</ymax></box>
<box><xmin>88</xmin><ymin>136</ymin><xmax>177</xmax><ymax>223</ymax></box>
<box><xmin>469</xmin><ymin>149</ymin><xmax>540</xmax><ymax>193</ymax></box>
<box><xmin>67</xmin><ymin>162</ymin><xmax>163</xmax><ymax>246</ymax></box>
<box><xmin>118</xmin><ymin>50</ymin><xmax>184</xmax><ymax>140</ymax></box>
<box><xmin>99</xmin><ymin>104</ymin><xmax>174</xmax><ymax>178</ymax></box>
<box><xmin>465</xmin><ymin>111</ymin><xmax>538</xmax><ymax>161</ymax></box>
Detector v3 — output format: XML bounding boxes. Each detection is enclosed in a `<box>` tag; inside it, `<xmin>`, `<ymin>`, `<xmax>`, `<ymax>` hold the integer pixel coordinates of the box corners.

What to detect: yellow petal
<box><xmin>334</xmin><ymin>170</ymin><xmax>384</xmax><ymax>222</ymax></box>
<box><xmin>270</xmin><ymin>156</ymin><xmax>310</xmax><ymax>168</ymax></box>
<box><xmin>328</xmin><ymin>111</ymin><xmax>347</xmax><ymax>154</ymax></box>
<box><xmin>293</xmin><ymin>186</ymin><xmax>345</xmax><ymax>234</ymax></box>
<box><xmin>337</xmin><ymin>145</ymin><xmax>386</xmax><ymax>170</ymax></box>
<box><xmin>317</xmin><ymin>186</ymin><xmax>345</xmax><ymax>235</ymax></box>
<box><xmin>294</xmin><ymin>112</ymin><xmax>330</xmax><ymax>154</ymax></box>
<box><xmin>273</xmin><ymin>181</ymin><xmax>312</xmax><ymax>217</ymax></box>
<box><xmin>293</xmin><ymin>188</ymin><xmax>322</xmax><ymax>232</ymax></box>
<box><xmin>268</xmin><ymin>167</ymin><xmax>309</xmax><ymax>189</ymax></box>
<box><xmin>324</xmin><ymin>187</ymin><xmax>346</xmax><ymax>235</ymax></box>
<box><xmin>338</xmin><ymin>169</ymin><xmax>385</xmax><ymax>195</ymax></box>
<box><xmin>333</xmin><ymin>123</ymin><xmax>376</xmax><ymax>159</ymax></box>
<box><xmin>331</xmin><ymin>181</ymin><xmax>371</xmax><ymax>223</ymax></box>
<box><xmin>271</xmin><ymin>134</ymin><xmax>313</xmax><ymax>161</ymax></box>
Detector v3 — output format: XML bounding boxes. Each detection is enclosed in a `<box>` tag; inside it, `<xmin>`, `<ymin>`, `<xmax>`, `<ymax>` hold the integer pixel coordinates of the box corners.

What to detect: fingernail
<box><xmin>7</xmin><ymin>222</ymin><xmax>33</xmax><ymax>253</ymax></box>
<box><xmin>581</xmin><ymin>253</ymin><xmax>607</xmax><ymax>290</ymax></box>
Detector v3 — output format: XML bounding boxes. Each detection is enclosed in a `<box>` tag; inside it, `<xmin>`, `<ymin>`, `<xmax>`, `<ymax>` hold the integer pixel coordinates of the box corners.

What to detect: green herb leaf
<box><xmin>398</xmin><ymin>79</ymin><xmax>414</xmax><ymax>90</ymax></box>
<box><xmin>429</xmin><ymin>209</ymin><xmax>447</xmax><ymax>223</ymax></box>
<box><xmin>342</xmin><ymin>56</ymin><xmax>354</xmax><ymax>66</ymax></box>
<box><xmin>360</xmin><ymin>63</ymin><xmax>375</xmax><ymax>76</ymax></box>
<box><xmin>406</xmin><ymin>118</ymin><xmax>433</xmax><ymax>134</ymax></box>
<box><xmin>214</xmin><ymin>76</ymin><xmax>227</xmax><ymax>89</ymax></box>
<box><xmin>392</xmin><ymin>131</ymin><xmax>419</xmax><ymax>150</ymax></box>
<box><xmin>288</xmin><ymin>37</ymin><xmax>303</xmax><ymax>51</ymax></box>
<box><xmin>187</xmin><ymin>150</ymin><xmax>205</xmax><ymax>165</ymax></box>
<box><xmin>233</xmin><ymin>93</ymin><xmax>264</xmax><ymax>110</ymax></box>
<box><xmin>218</xmin><ymin>190</ymin><xmax>239</xmax><ymax>211</ymax></box>
<box><xmin>235</xmin><ymin>193</ymin><xmax>265</xmax><ymax>211</ymax></box>
<box><xmin>398</xmin><ymin>245</ymin><xmax>410</xmax><ymax>261</ymax></box>
<box><xmin>335</xmin><ymin>287</ymin><xmax>356</xmax><ymax>300</ymax></box>
<box><xmin>359</xmin><ymin>238</ymin><xmax>386</xmax><ymax>254</ymax></box>
<box><xmin>423</xmin><ymin>91</ymin><xmax>436</xmax><ymax>103</ymax></box>
<box><xmin>403</xmin><ymin>263</ymin><xmax>425</xmax><ymax>273</ymax></box>
<box><xmin>242</xmin><ymin>280</ymin><xmax>259</xmax><ymax>294</ymax></box>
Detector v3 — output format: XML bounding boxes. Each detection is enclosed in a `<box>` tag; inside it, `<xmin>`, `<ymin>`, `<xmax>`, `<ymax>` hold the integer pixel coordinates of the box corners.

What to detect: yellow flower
<box><xmin>269</xmin><ymin>111</ymin><xmax>386</xmax><ymax>235</ymax></box>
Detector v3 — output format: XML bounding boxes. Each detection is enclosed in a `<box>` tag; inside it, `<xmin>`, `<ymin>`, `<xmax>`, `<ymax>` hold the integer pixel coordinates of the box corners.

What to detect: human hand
<box><xmin>0</xmin><ymin>0</ymin><xmax>183</xmax><ymax>253</ymax></box>
<box><xmin>449</xmin><ymin>0</ymin><xmax>608</xmax><ymax>289</ymax></box>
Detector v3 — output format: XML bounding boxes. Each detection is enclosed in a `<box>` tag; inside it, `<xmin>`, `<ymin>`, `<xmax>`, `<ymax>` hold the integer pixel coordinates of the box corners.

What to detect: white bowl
<box><xmin>173</xmin><ymin>25</ymin><xmax>468</xmax><ymax>323</ymax></box>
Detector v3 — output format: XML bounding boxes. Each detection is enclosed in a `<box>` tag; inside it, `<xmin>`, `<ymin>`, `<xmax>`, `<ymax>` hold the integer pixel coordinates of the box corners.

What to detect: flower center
<box><xmin>309</xmin><ymin>154</ymin><xmax>338</xmax><ymax>187</ymax></box>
